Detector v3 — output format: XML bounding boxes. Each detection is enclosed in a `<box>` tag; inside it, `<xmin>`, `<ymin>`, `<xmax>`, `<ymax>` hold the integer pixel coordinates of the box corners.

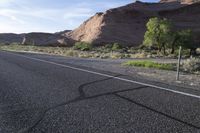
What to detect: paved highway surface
<box><xmin>0</xmin><ymin>51</ymin><xmax>200</xmax><ymax>133</ymax></box>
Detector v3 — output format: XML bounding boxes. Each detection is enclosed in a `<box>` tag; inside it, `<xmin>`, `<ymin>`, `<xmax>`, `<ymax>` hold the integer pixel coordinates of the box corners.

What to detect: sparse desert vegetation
<box><xmin>0</xmin><ymin>44</ymin><xmax>130</xmax><ymax>59</ymax></box>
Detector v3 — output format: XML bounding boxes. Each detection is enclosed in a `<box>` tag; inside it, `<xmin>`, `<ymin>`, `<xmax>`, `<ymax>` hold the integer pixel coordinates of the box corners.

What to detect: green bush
<box><xmin>111</xmin><ymin>43</ymin><xmax>122</xmax><ymax>51</ymax></box>
<box><xmin>124</xmin><ymin>60</ymin><xmax>174</xmax><ymax>70</ymax></box>
<box><xmin>74</xmin><ymin>42</ymin><xmax>92</xmax><ymax>51</ymax></box>
<box><xmin>10</xmin><ymin>42</ymin><xmax>20</xmax><ymax>45</ymax></box>
<box><xmin>105</xmin><ymin>44</ymin><xmax>113</xmax><ymax>49</ymax></box>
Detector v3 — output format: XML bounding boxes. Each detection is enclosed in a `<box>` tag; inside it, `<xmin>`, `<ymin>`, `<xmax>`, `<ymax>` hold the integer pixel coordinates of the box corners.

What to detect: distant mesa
<box><xmin>0</xmin><ymin>33</ymin><xmax>24</xmax><ymax>45</ymax></box>
<box><xmin>21</xmin><ymin>32</ymin><xmax>73</xmax><ymax>47</ymax></box>
<box><xmin>0</xmin><ymin>31</ymin><xmax>74</xmax><ymax>47</ymax></box>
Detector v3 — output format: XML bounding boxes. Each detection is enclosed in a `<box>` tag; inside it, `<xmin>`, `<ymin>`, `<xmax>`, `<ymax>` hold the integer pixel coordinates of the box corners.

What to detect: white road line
<box><xmin>6</xmin><ymin>51</ymin><xmax>200</xmax><ymax>99</ymax></box>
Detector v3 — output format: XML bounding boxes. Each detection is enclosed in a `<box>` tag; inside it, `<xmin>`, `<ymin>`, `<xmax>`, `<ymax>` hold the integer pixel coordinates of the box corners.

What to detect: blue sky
<box><xmin>0</xmin><ymin>0</ymin><xmax>157</xmax><ymax>33</ymax></box>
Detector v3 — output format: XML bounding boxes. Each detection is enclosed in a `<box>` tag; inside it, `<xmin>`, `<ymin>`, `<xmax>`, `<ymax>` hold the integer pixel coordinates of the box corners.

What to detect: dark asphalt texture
<box><xmin>0</xmin><ymin>51</ymin><xmax>200</xmax><ymax>133</ymax></box>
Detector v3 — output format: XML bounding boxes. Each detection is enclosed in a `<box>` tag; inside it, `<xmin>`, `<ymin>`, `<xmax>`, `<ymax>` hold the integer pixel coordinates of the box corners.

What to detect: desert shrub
<box><xmin>94</xmin><ymin>45</ymin><xmax>112</xmax><ymax>53</ymax></box>
<box><xmin>105</xmin><ymin>44</ymin><xmax>113</xmax><ymax>49</ymax></box>
<box><xmin>10</xmin><ymin>42</ymin><xmax>20</xmax><ymax>45</ymax></box>
<box><xmin>110</xmin><ymin>52</ymin><xmax>124</xmax><ymax>59</ymax></box>
<box><xmin>182</xmin><ymin>58</ymin><xmax>200</xmax><ymax>72</ymax></box>
<box><xmin>100</xmin><ymin>53</ymin><xmax>110</xmax><ymax>59</ymax></box>
<box><xmin>129</xmin><ymin>50</ymin><xmax>148</xmax><ymax>58</ymax></box>
<box><xmin>124</xmin><ymin>60</ymin><xmax>174</xmax><ymax>70</ymax></box>
<box><xmin>197</xmin><ymin>48</ymin><xmax>200</xmax><ymax>54</ymax></box>
<box><xmin>74</xmin><ymin>42</ymin><xmax>92</xmax><ymax>51</ymax></box>
<box><xmin>111</xmin><ymin>43</ymin><xmax>123</xmax><ymax>51</ymax></box>
<box><xmin>63</xmin><ymin>50</ymin><xmax>78</xmax><ymax>57</ymax></box>
<box><xmin>78</xmin><ymin>53</ymin><xmax>89</xmax><ymax>58</ymax></box>
<box><xmin>173</xmin><ymin>49</ymin><xmax>190</xmax><ymax>58</ymax></box>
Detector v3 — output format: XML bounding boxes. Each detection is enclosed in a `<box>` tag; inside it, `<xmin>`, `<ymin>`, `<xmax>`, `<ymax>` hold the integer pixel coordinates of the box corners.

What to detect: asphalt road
<box><xmin>0</xmin><ymin>51</ymin><xmax>200</xmax><ymax>133</ymax></box>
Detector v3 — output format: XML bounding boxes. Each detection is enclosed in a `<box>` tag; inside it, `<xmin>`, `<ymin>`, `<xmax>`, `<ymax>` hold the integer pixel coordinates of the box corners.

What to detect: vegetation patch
<box><xmin>74</xmin><ymin>42</ymin><xmax>92</xmax><ymax>51</ymax></box>
<box><xmin>123</xmin><ymin>60</ymin><xmax>174</xmax><ymax>70</ymax></box>
<box><xmin>143</xmin><ymin>17</ymin><xmax>198</xmax><ymax>56</ymax></box>
<box><xmin>111</xmin><ymin>43</ymin><xmax>123</xmax><ymax>51</ymax></box>
<box><xmin>0</xmin><ymin>44</ymin><xmax>129</xmax><ymax>59</ymax></box>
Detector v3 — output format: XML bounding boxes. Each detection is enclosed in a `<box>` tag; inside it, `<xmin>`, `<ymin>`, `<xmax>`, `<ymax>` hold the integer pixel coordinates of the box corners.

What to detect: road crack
<box><xmin>19</xmin><ymin>74</ymin><xmax>139</xmax><ymax>133</ymax></box>
<box><xmin>114</xmin><ymin>93</ymin><xmax>200</xmax><ymax>130</ymax></box>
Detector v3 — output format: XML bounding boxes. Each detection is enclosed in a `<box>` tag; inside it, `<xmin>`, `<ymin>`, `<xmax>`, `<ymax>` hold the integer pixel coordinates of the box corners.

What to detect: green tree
<box><xmin>143</xmin><ymin>17</ymin><xmax>173</xmax><ymax>54</ymax></box>
<box><xmin>178</xmin><ymin>30</ymin><xmax>196</xmax><ymax>55</ymax></box>
<box><xmin>170</xmin><ymin>32</ymin><xmax>180</xmax><ymax>54</ymax></box>
<box><xmin>173</xmin><ymin>30</ymin><xmax>197</xmax><ymax>56</ymax></box>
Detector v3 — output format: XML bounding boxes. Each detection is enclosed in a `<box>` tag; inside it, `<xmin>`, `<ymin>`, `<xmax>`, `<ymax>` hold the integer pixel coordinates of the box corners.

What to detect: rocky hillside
<box><xmin>22</xmin><ymin>32</ymin><xmax>73</xmax><ymax>46</ymax></box>
<box><xmin>65</xmin><ymin>1</ymin><xmax>200</xmax><ymax>46</ymax></box>
<box><xmin>0</xmin><ymin>31</ymin><xmax>72</xmax><ymax>46</ymax></box>
<box><xmin>0</xmin><ymin>33</ymin><xmax>24</xmax><ymax>44</ymax></box>
<box><xmin>160</xmin><ymin>0</ymin><xmax>200</xmax><ymax>4</ymax></box>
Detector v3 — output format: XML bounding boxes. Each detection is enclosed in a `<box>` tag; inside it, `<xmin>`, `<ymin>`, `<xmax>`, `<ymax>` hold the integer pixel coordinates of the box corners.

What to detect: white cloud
<box><xmin>0</xmin><ymin>0</ymin><xmax>13</xmax><ymax>4</ymax></box>
<box><xmin>0</xmin><ymin>9</ymin><xmax>25</xmax><ymax>24</ymax></box>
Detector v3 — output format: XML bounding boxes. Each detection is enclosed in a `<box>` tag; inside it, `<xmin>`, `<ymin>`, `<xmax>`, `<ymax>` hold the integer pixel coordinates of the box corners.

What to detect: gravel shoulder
<box><xmin>64</xmin><ymin>58</ymin><xmax>200</xmax><ymax>90</ymax></box>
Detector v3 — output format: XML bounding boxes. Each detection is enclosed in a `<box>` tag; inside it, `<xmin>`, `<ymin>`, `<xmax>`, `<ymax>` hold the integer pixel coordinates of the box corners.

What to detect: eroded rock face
<box><xmin>65</xmin><ymin>13</ymin><xmax>105</xmax><ymax>46</ymax></box>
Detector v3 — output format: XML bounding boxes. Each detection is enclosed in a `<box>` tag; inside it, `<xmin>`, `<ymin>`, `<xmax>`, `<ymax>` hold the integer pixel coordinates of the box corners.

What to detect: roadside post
<box><xmin>176</xmin><ymin>46</ymin><xmax>182</xmax><ymax>81</ymax></box>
